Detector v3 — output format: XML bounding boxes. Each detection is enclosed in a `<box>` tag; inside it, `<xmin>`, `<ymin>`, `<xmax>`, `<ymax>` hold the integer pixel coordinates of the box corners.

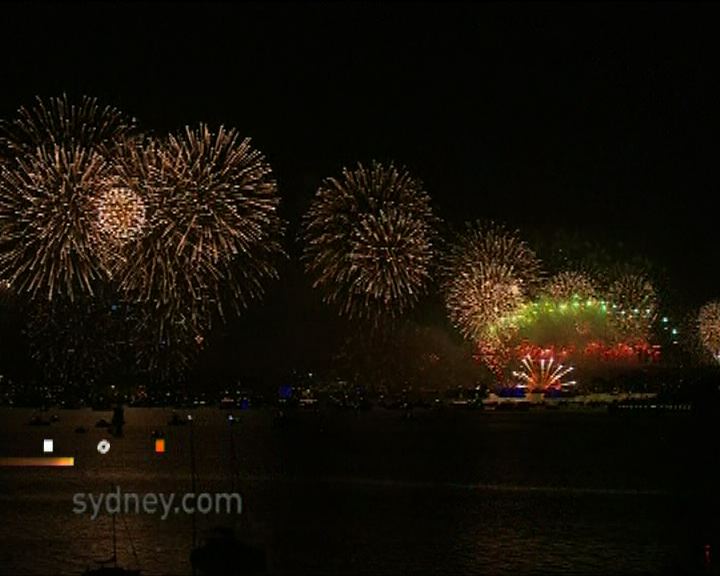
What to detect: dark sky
<box><xmin>1</xmin><ymin>2</ymin><xmax>718</xmax><ymax>382</ymax></box>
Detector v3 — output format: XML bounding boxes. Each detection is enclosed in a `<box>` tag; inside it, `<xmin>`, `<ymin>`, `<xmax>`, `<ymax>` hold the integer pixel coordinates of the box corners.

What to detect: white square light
<box><xmin>43</xmin><ymin>439</ymin><xmax>53</xmax><ymax>453</ymax></box>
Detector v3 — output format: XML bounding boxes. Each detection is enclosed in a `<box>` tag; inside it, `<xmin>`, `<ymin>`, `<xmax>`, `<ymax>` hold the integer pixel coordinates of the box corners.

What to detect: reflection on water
<box><xmin>0</xmin><ymin>407</ymin><xmax>718</xmax><ymax>574</ymax></box>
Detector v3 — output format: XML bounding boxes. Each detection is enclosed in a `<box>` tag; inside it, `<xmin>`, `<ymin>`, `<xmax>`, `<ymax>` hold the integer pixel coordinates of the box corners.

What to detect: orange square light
<box><xmin>155</xmin><ymin>438</ymin><xmax>165</xmax><ymax>454</ymax></box>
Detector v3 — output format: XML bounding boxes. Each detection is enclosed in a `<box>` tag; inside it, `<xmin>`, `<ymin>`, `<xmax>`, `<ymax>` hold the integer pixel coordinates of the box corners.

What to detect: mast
<box><xmin>190</xmin><ymin>416</ymin><xmax>197</xmax><ymax>550</ymax></box>
<box><xmin>112</xmin><ymin>512</ymin><xmax>117</xmax><ymax>567</ymax></box>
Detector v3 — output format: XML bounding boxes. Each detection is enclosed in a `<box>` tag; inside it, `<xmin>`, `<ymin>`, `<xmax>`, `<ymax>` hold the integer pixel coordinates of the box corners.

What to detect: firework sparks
<box><xmin>93</xmin><ymin>186</ymin><xmax>146</xmax><ymax>245</ymax></box>
<box><xmin>473</xmin><ymin>336</ymin><xmax>513</xmax><ymax>381</ymax></box>
<box><xmin>512</xmin><ymin>355</ymin><xmax>576</xmax><ymax>392</ymax></box>
<box><xmin>543</xmin><ymin>271</ymin><xmax>597</xmax><ymax>300</ymax></box>
<box><xmin>128</xmin><ymin>303</ymin><xmax>202</xmax><ymax>384</ymax></box>
<box><xmin>0</xmin><ymin>94</ymin><xmax>135</xmax><ymax>157</ymax></box>
<box><xmin>490</xmin><ymin>295</ymin><xmax>613</xmax><ymax>350</ymax></box>
<box><xmin>606</xmin><ymin>272</ymin><xmax>658</xmax><ymax>341</ymax></box>
<box><xmin>448</xmin><ymin>264</ymin><xmax>526</xmax><ymax>342</ymax></box>
<box><xmin>443</xmin><ymin>222</ymin><xmax>541</xmax><ymax>343</ymax></box>
<box><xmin>113</xmin><ymin>125</ymin><xmax>284</xmax><ymax>335</ymax></box>
<box><xmin>24</xmin><ymin>292</ymin><xmax>124</xmax><ymax>390</ymax></box>
<box><xmin>301</xmin><ymin>161</ymin><xmax>437</xmax><ymax>323</ymax></box>
<box><xmin>0</xmin><ymin>96</ymin><xmax>137</xmax><ymax>302</ymax></box>
<box><xmin>698</xmin><ymin>301</ymin><xmax>720</xmax><ymax>363</ymax></box>
<box><xmin>0</xmin><ymin>146</ymin><xmax>112</xmax><ymax>300</ymax></box>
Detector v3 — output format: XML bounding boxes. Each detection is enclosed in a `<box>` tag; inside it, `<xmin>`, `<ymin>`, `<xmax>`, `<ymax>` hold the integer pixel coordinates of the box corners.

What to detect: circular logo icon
<box><xmin>97</xmin><ymin>439</ymin><xmax>111</xmax><ymax>455</ymax></box>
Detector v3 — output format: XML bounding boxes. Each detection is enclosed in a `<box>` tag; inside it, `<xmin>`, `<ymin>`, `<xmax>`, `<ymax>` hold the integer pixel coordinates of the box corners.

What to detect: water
<box><xmin>0</xmin><ymin>407</ymin><xmax>718</xmax><ymax>574</ymax></box>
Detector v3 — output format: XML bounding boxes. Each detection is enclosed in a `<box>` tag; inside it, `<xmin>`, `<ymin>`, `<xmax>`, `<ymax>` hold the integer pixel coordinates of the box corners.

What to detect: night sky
<box><xmin>1</xmin><ymin>2</ymin><xmax>718</xmax><ymax>384</ymax></box>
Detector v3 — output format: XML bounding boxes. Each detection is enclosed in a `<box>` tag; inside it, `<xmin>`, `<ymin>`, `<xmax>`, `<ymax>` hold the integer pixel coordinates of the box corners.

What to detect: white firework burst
<box><xmin>512</xmin><ymin>355</ymin><xmax>576</xmax><ymax>392</ymax></box>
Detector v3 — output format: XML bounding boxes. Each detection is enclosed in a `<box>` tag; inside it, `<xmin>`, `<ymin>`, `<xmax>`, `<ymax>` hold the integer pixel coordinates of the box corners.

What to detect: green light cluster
<box><xmin>491</xmin><ymin>295</ymin><xmax>608</xmax><ymax>333</ymax></box>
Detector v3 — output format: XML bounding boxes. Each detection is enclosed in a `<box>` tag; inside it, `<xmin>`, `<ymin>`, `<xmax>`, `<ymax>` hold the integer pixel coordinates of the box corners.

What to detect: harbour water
<box><xmin>0</xmin><ymin>407</ymin><xmax>718</xmax><ymax>574</ymax></box>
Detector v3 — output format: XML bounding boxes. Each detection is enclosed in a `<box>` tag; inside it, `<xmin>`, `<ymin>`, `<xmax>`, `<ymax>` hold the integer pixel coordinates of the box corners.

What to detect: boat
<box><xmin>220</xmin><ymin>396</ymin><xmax>236</xmax><ymax>409</ymax></box>
<box><xmin>27</xmin><ymin>414</ymin><xmax>51</xmax><ymax>426</ymax></box>
<box><xmin>168</xmin><ymin>412</ymin><xmax>188</xmax><ymax>426</ymax></box>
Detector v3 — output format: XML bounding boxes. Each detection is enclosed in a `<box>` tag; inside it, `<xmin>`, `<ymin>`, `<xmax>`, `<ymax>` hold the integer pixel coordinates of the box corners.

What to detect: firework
<box><xmin>543</xmin><ymin>271</ymin><xmax>596</xmax><ymax>300</ymax></box>
<box><xmin>582</xmin><ymin>340</ymin><xmax>661</xmax><ymax>363</ymax></box>
<box><xmin>0</xmin><ymin>146</ymin><xmax>112</xmax><ymax>300</ymax></box>
<box><xmin>93</xmin><ymin>185</ymin><xmax>146</xmax><ymax>245</ymax></box>
<box><xmin>473</xmin><ymin>337</ymin><xmax>513</xmax><ymax>381</ymax></box>
<box><xmin>127</xmin><ymin>303</ymin><xmax>202</xmax><ymax>384</ymax></box>
<box><xmin>0</xmin><ymin>96</ymin><xmax>137</xmax><ymax>301</ymax></box>
<box><xmin>113</xmin><ymin>125</ymin><xmax>284</xmax><ymax>335</ymax></box>
<box><xmin>0</xmin><ymin>94</ymin><xmax>135</xmax><ymax>157</ymax></box>
<box><xmin>449</xmin><ymin>263</ymin><xmax>526</xmax><ymax>342</ymax></box>
<box><xmin>512</xmin><ymin>355</ymin><xmax>576</xmax><ymax>392</ymax></box>
<box><xmin>495</xmin><ymin>297</ymin><xmax>609</xmax><ymax>331</ymax></box>
<box><xmin>89</xmin><ymin>135</ymin><xmax>161</xmax><ymax>267</ymax></box>
<box><xmin>514</xmin><ymin>342</ymin><xmax>574</xmax><ymax>363</ymax></box>
<box><xmin>301</xmin><ymin>161</ymin><xmax>437</xmax><ymax>323</ymax></box>
<box><xmin>698</xmin><ymin>301</ymin><xmax>720</xmax><ymax>363</ymax></box>
<box><xmin>606</xmin><ymin>272</ymin><xmax>658</xmax><ymax>341</ymax></box>
<box><xmin>489</xmin><ymin>295</ymin><xmax>614</xmax><ymax>352</ymax></box>
<box><xmin>443</xmin><ymin>222</ymin><xmax>541</xmax><ymax>343</ymax></box>
<box><xmin>24</xmin><ymin>292</ymin><xmax>124</xmax><ymax>390</ymax></box>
